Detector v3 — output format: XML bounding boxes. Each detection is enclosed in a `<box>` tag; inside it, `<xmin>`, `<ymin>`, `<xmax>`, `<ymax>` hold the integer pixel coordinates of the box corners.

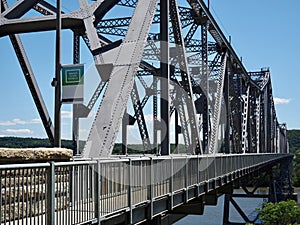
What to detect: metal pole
<box><xmin>160</xmin><ymin>0</ymin><xmax>170</xmax><ymax>155</ymax></box>
<box><xmin>153</xmin><ymin>77</ymin><xmax>158</xmax><ymax>155</ymax></box>
<box><xmin>95</xmin><ymin>160</ymin><xmax>101</xmax><ymax>224</ymax></box>
<box><xmin>224</xmin><ymin>64</ymin><xmax>230</xmax><ymax>154</ymax></box>
<box><xmin>175</xmin><ymin>109</ymin><xmax>179</xmax><ymax>153</ymax></box>
<box><xmin>54</xmin><ymin>0</ymin><xmax>62</xmax><ymax>147</ymax></box>
<box><xmin>201</xmin><ymin>18</ymin><xmax>209</xmax><ymax>154</ymax></box>
<box><xmin>122</xmin><ymin>109</ymin><xmax>128</xmax><ymax>155</ymax></box>
<box><xmin>72</xmin><ymin>104</ymin><xmax>79</xmax><ymax>154</ymax></box>
<box><xmin>72</xmin><ymin>32</ymin><xmax>80</xmax><ymax>155</ymax></box>
<box><xmin>46</xmin><ymin>162</ymin><xmax>55</xmax><ymax>225</ymax></box>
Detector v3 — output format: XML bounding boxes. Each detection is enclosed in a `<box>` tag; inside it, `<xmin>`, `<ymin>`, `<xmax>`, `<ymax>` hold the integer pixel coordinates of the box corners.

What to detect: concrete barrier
<box><xmin>0</xmin><ymin>148</ymin><xmax>73</xmax><ymax>163</ymax></box>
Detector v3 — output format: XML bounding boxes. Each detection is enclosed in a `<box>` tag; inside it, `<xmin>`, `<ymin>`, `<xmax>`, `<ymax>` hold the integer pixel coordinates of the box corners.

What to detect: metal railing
<box><xmin>0</xmin><ymin>153</ymin><xmax>290</xmax><ymax>224</ymax></box>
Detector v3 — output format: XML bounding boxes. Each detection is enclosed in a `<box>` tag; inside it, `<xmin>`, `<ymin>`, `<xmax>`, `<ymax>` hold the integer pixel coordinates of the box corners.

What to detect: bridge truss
<box><xmin>0</xmin><ymin>0</ymin><xmax>288</xmax><ymax>157</ymax></box>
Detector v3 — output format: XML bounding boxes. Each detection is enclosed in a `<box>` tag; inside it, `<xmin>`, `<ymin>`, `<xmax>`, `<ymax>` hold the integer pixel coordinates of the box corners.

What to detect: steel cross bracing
<box><xmin>169</xmin><ymin>0</ymin><xmax>201</xmax><ymax>154</ymax></box>
<box><xmin>0</xmin><ymin>0</ymin><xmax>288</xmax><ymax>157</ymax></box>
<box><xmin>1</xmin><ymin>0</ymin><xmax>55</xmax><ymax>145</ymax></box>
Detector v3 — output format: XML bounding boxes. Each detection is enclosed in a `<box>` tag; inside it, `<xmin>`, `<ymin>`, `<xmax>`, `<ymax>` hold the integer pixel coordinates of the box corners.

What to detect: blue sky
<box><xmin>209</xmin><ymin>0</ymin><xmax>300</xmax><ymax>130</ymax></box>
<box><xmin>0</xmin><ymin>0</ymin><xmax>299</xmax><ymax>141</ymax></box>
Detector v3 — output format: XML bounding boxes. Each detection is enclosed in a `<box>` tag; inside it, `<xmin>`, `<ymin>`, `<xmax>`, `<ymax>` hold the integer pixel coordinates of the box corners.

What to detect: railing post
<box><xmin>46</xmin><ymin>162</ymin><xmax>55</xmax><ymax>225</ymax></box>
<box><xmin>128</xmin><ymin>159</ymin><xmax>132</xmax><ymax>224</ymax></box>
<box><xmin>214</xmin><ymin>156</ymin><xmax>217</xmax><ymax>178</ymax></box>
<box><xmin>185</xmin><ymin>156</ymin><xmax>188</xmax><ymax>202</ymax></box>
<box><xmin>95</xmin><ymin>160</ymin><xmax>101</xmax><ymax>224</ymax></box>
<box><xmin>170</xmin><ymin>157</ymin><xmax>173</xmax><ymax>209</ymax></box>
<box><xmin>206</xmin><ymin>155</ymin><xmax>209</xmax><ymax>181</ymax></box>
<box><xmin>148</xmin><ymin>157</ymin><xmax>153</xmax><ymax>219</ymax></box>
<box><xmin>197</xmin><ymin>155</ymin><xmax>200</xmax><ymax>191</ymax></box>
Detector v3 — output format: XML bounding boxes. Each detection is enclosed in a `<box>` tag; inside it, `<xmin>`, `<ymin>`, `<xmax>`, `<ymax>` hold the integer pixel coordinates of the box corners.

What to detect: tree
<box><xmin>288</xmin><ymin>130</ymin><xmax>300</xmax><ymax>153</ymax></box>
<box><xmin>257</xmin><ymin>200</ymin><xmax>300</xmax><ymax>225</ymax></box>
<box><xmin>293</xmin><ymin>150</ymin><xmax>300</xmax><ymax>186</ymax></box>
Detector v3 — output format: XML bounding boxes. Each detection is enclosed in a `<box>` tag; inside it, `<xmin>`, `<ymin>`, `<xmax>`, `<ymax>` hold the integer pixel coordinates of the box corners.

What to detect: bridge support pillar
<box><xmin>204</xmin><ymin>190</ymin><xmax>218</xmax><ymax>205</ymax></box>
<box><xmin>223</xmin><ymin>158</ymin><xmax>297</xmax><ymax>225</ymax></box>
<box><xmin>269</xmin><ymin>157</ymin><xmax>297</xmax><ymax>202</ymax></box>
<box><xmin>222</xmin><ymin>184</ymin><xmax>269</xmax><ymax>225</ymax></box>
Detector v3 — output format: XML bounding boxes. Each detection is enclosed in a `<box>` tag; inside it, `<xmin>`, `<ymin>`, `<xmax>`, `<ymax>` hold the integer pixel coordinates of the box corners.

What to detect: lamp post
<box><xmin>54</xmin><ymin>0</ymin><xmax>62</xmax><ymax>147</ymax></box>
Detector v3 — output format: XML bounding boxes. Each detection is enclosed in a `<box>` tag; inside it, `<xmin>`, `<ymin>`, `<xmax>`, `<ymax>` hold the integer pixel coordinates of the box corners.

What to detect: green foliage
<box><xmin>286</xmin><ymin>130</ymin><xmax>300</xmax><ymax>186</ymax></box>
<box><xmin>0</xmin><ymin>137</ymin><xmax>83</xmax><ymax>150</ymax></box>
<box><xmin>257</xmin><ymin>200</ymin><xmax>300</xmax><ymax>225</ymax></box>
<box><xmin>293</xmin><ymin>149</ymin><xmax>300</xmax><ymax>186</ymax></box>
<box><xmin>288</xmin><ymin>130</ymin><xmax>300</xmax><ymax>153</ymax></box>
<box><xmin>0</xmin><ymin>137</ymin><xmax>184</xmax><ymax>155</ymax></box>
<box><xmin>0</xmin><ymin>136</ymin><xmax>52</xmax><ymax>148</ymax></box>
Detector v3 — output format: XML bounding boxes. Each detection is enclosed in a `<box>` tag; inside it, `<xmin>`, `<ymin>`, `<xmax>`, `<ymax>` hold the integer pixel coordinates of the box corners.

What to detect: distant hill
<box><xmin>0</xmin><ymin>130</ymin><xmax>299</xmax><ymax>152</ymax></box>
<box><xmin>0</xmin><ymin>136</ymin><xmax>73</xmax><ymax>149</ymax></box>
<box><xmin>0</xmin><ymin>137</ymin><xmax>184</xmax><ymax>154</ymax></box>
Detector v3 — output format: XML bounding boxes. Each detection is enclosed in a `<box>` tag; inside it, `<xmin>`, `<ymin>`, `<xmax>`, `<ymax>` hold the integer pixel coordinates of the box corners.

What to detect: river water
<box><xmin>175</xmin><ymin>188</ymin><xmax>300</xmax><ymax>225</ymax></box>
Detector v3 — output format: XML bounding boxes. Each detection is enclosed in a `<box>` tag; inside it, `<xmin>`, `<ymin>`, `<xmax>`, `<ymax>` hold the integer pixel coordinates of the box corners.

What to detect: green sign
<box><xmin>61</xmin><ymin>64</ymin><xmax>84</xmax><ymax>103</ymax></box>
<box><xmin>62</xmin><ymin>65</ymin><xmax>84</xmax><ymax>86</ymax></box>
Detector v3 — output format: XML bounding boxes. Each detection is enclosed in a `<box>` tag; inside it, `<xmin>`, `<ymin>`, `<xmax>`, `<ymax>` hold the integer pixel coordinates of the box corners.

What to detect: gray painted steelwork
<box><xmin>82</xmin><ymin>0</ymin><xmax>159</xmax><ymax>157</ymax></box>
<box><xmin>0</xmin><ymin>0</ymin><xmax>288</xmax><ymax>158</ymax></box>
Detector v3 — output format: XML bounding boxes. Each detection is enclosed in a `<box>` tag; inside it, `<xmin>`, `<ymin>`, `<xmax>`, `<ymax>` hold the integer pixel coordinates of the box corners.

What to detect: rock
<box><xmin>0</xmin><ymin>148</ymin><xmax>73</xmax><ymax>163</ymax></box>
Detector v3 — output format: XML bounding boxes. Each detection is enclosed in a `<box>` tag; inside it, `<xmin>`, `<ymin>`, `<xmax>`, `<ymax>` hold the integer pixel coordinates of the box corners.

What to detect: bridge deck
<box><xmin>0</xmin><ymin>153</ymin><xmax>292</xmax><ymax>225</ymax></box>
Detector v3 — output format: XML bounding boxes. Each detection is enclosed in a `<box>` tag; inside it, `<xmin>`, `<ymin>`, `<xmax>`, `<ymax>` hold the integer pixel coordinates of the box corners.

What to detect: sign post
<box><xmin>54</xmin><ymin>0</ymin><xmax>62</xmax><ymax>147</ymax></box>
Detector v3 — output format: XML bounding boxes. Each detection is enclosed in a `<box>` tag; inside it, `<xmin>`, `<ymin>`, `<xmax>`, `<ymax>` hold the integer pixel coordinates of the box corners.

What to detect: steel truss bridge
<box><xmin>0</xmin><ymin>0</ymin><xmax>294</xmax><ymax>225</ymax></box>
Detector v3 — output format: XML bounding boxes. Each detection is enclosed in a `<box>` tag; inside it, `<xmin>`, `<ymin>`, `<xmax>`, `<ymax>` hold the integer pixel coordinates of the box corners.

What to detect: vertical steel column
<box><xmin>247</xmin><ymin>92</ymin><xmax>254</xmax><ymax>153</ymax></box>
<box><xmin>265</xmin><ymin>84</ymin><xmax>271</xmax><ymax>152</ymax></box>
<box><xmin>72</xmin><ymin>31</ymin><xmax>80</xmax><ymax>155</ymax></box>
<box><xmin>201</xmin><ymin>15</ymin><xmax>209</xmax><ymax>154</ymax></box>
<box><xmin>260</xmin><ymin>91</ymin><xmax>265</xmax><ymax>153</ymax></box>
<box><xmin>153</xmin><ymin>77</ymin><xmax>158</xmax><ymax>154</ymax></box>
<box><xmin>160</xmin><ymin>0</ymin><xmax>170</xmax><ymax>155</ymax></box>
<box><xmin>283</xmin><ymin>124</ymin><xmax>288</xmax><ymax>153</ymax></box>
<box><xmin>175</xmin><ymin>109</ymin><xmax>179</xmax><ymax>153</ymax></box>
<box><xmin>54</xmin><ymin>0</ymin><xmax>62</xmax><ymax>147</ymax></box>
<box><xmin>256</xmin><ymin>94</ymin><xmax>261</xmax><ymax>153</ymax></box>
<box><xmin>238</xmin><ymin>76</ymin><xmax>244</xmax><ymax>153</ymax></box>
<box><xmin>275</xmin><ymin>125</ymin><xmax>279</xmax><ymax>153</ymax></box>
<box><xmin>122</xmin><ymin>109</ymin><xmax>128</xmax><ymax>155</ymax></box>
<box><xmin>223</xmin><ymin>194</ymin><xmax>230</xmax><ymax>225</ymax></box>
<box><xmin>224</xmin><ymin>64</ymin><xmax>230</xmax><ymax>154</ymax></box>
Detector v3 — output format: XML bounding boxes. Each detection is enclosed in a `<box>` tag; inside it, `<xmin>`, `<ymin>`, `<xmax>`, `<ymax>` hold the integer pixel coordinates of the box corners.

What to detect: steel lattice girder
<box><xmin>0</xmin><ymin>0</ymin><xmax>286</xmax><ymax>157</ymax></box>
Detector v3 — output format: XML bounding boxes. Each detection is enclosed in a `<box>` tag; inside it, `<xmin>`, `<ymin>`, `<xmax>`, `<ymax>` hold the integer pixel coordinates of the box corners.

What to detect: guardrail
<box><xmin>0</xmin><ymin>153</ymin><xmax>290</xmax><ymax>224</ymax></box>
